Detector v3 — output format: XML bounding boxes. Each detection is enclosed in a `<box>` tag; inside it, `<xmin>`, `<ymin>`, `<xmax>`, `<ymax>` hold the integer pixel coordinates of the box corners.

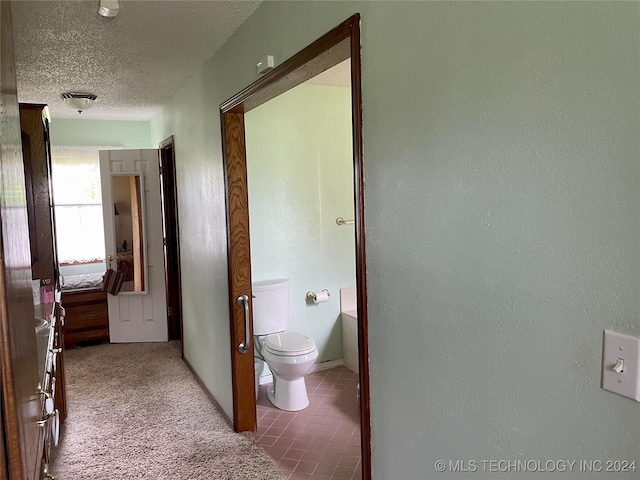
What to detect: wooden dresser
<box><xmin>36</xmin><ymin>300</ymin><xmax>67</xmax><ymax>478</ymax></box>
<box><xmin>62</xmin><ymin>289</ymin><xmax>110</xmax><ymax>348</ymax></box>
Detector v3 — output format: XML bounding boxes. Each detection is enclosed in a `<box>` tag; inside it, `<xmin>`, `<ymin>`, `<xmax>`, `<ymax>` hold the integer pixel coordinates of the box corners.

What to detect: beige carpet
<box><xmin>51</xmin><ymin>341</ymin><xmax>285</xmax><ymax>480</ymax></box>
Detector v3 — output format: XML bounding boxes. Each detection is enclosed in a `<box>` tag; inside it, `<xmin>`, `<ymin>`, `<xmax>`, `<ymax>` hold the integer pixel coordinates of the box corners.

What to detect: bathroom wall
<box><xmin>49</xmin><ymin>118</ymin><xmax>151</xmax><ymax>149</ymax></box>
<box><xmin>149</xmin><ymin>2</ymin><xmax>640</xmax><ymax>478</ymax></box>
<box><xmin>245</xmin><ymin>83</ymin><xmax>355</xmax><ymax>364</ymax></box>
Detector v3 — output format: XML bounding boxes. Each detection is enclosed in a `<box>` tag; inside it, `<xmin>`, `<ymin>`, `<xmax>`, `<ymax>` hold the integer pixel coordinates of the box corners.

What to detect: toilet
<box><xmin>253</xmin><ymin>278</ymin><xmax>318</xmax><ymax>411</ymax></box>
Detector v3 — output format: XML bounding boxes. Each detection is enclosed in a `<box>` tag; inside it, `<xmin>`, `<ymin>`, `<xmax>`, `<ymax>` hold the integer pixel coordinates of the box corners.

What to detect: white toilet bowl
<box><xmin>261</xmin><ymin>331</ymin><xmax>318</xmax><ymax>411</ymax></box>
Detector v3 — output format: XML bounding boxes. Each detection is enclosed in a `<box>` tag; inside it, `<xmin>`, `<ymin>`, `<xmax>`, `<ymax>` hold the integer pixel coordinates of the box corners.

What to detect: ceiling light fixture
<box><xmin>98</xmin><ymin>0</ymin><xmax>119</xmax><ymax>18</ymax></box>
<box><xmin>61</xmin><ymin>92</ymin><xmax>97</xmax><ymax>114</ymax></box>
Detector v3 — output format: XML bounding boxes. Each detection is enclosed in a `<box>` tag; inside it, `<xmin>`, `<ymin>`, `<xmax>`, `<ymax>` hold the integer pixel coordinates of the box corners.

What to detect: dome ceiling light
<box><xmin>60</xmin><ymin>92</ymin><xmax>97</xmax><ymax>114</ymax></box>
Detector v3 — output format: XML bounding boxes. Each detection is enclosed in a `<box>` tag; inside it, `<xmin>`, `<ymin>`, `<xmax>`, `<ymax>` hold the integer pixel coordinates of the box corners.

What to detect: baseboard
<box><xmin>258</xmin><ymin>373</ymin><xmax>273</xmax><ymax>386</ymax></box>
<box><xmin>311</xmin><ymin>358</ymin><xmax>344</xmax><ymax>373</ymax></box>
<box><xmin>182</xmin><ymin>357</ymin><xmax>233</xmax><ymax>428</ymax></box>
<box><xmin>258</xmin><ymin>358</ymin><xmax>344</xmax><ymax>385</ymax></box>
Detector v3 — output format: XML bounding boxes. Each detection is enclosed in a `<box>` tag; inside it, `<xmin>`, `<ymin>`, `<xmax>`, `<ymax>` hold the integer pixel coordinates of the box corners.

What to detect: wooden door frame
<box><xmin>221</xmin><ymin>14</ymin><xmax>370</xmax><ymax>479</ymax></box>
<box><xmin>159</xmin><ymin>136</ymin><xmax>184</xmax><ymax>354</ymax></box>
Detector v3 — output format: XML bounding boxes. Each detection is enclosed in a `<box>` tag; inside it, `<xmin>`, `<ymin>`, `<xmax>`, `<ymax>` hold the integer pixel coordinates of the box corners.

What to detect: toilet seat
<box><xmin>264</xmin><ymin>332</ymin><xmax>316</xmax><ymax>356</ymax></box>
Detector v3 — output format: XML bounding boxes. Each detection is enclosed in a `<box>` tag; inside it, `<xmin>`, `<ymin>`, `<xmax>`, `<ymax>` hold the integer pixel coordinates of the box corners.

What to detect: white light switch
<box><xmin>602</xmin><ymin>330</ymin><xmax>640</xmax><ymax>401</ymax></box>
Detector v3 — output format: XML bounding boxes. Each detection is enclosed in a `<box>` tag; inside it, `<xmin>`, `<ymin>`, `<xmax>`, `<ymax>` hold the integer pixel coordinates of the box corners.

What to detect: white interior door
<box><xmin>100</xmin><ymin>149</ymin><xmax>168</xmax><ymax>342</ymax></box>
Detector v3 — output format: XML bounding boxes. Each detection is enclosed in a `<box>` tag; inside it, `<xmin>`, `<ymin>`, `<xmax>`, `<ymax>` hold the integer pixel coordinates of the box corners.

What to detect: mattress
<box><xmin>61</xmin><ymin>272</ymin><xmax>104</xmax><ymax>291</ymax></box>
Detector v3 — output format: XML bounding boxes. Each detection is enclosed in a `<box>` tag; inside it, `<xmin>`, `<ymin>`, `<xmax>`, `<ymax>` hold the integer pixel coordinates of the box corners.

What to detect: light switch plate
<box><xmin>602</xmin><ymin>330</ymin><xmax>640</xmax><ymax>401</ymax></box>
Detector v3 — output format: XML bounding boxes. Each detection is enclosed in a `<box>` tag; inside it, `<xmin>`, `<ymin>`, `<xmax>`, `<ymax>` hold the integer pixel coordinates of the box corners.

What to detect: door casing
<box><xmin>159</xmin><ymin>136</ymin><xmax>183</xmax><ymax>353</ymax></box>
<box><xmin>220</xmin><ymin>14</ymin><xmax>370</xmax><ymax>480</ymax></box>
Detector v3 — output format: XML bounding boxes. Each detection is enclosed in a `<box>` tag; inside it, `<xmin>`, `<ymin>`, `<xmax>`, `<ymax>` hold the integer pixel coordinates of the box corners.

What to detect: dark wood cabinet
<box><xmin>53</xmin><ymin>303</ymin><xmax>68</xmax><ymax>423</ymax></box>
<box><xmin>19</xmin><ymin>103</ymin><xmax>58</xmax><ymax>285</ymax></box>
<box><xmin>19</xmin><ymin>102</ymin><xmax>67</xmax><ymax>426</ymax></box>
<box><xmin>62</xmin><ymin>289</ymin><xmax>109</xmax><ymax>348</ymax></box>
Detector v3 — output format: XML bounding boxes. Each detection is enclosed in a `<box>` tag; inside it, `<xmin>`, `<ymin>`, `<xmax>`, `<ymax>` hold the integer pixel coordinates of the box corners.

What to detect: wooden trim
<box><xmin>349</xmin><ymin>16</ymin><xmax>371</xmax><ymax>480</ymax></box>
<box><xmin>182</xmin><ymin>356</ymin><xmax>233</xmax><ymax>428</ymax></box>
<box><xmin>159</xmin><ymin>135</ymin><xmax>174</xmax><ymax>150</ymax></box>
<box><xmin>0</xmin><ymin>283</ymin><xmax>24</xmax><ymax>480</ymax></box>
<box><xmin>220</xmin><ymin>16</ymin><xmax>353</xmax><ymax>114</ymax></box>
<box><xmin>17</xmin><ymin>103</ymin><xmax>47</xmax><ymax>111</ymax></box>
<box><xmin>21</xmin><ymin>131</ymin><xmax>38</xmax><ymax>266</ymax></box>
<box><xmin>130</xmin><ymin>175</ymin><xmax>144</xmax><ymax>292</ymax></box>
<box><xmin>220</xmin><ymin>13</ymin><xmax>370</xmax><ymax>479</ymax></box>
<box><xmin>1</xmin><ymin>388</ymin><xmax>7</xmax><ymax>479</ymax></box>
<box><xmin>53</xmin><ymin>305</ymin><xmax>68</xmax><ymax>423</ymax></box>
<box><xmin>159</xmin><ymin>135</ymin><xmax>184</xmax><ymax>355</ymax></box>
<box><xmin>43</xmin><ymin>117</ymin><xmax>61</xmax><ymax>291</ymax></box>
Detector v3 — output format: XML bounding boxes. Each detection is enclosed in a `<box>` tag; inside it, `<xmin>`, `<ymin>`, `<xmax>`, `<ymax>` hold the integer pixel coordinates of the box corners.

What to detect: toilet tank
<box><xmin>252</xmin><ymin>278</ymin><xmax>290</xmax><ymax>336</ymax></box>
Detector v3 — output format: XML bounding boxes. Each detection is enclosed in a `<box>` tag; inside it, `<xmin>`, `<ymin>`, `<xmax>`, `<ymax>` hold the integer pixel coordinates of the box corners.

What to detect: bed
<box><xmin>61</xmin><ymin>272</ymin><xmax>105</xmax><ymax>291</ymax></box>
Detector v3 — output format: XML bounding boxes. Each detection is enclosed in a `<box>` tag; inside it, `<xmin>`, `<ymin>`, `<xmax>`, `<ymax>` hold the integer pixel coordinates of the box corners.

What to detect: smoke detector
<box><xmin>98</xmin><ymin>0</ymin><xmax>119</xmax><ymax>18</ymax></box>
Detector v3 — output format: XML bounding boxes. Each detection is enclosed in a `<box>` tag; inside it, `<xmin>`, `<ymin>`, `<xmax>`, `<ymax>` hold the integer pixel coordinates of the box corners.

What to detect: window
<box><xmin>51</xmin><ymin>149</ymin><xmax>106</xmax><ymax>265</ymax></box>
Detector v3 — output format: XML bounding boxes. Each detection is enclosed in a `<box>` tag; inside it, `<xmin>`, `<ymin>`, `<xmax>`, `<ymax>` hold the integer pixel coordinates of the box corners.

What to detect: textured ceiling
<box><xmin>12</xmin><ymin>0</ymin><xmax>262</xmax><ymax>121</ymax></box>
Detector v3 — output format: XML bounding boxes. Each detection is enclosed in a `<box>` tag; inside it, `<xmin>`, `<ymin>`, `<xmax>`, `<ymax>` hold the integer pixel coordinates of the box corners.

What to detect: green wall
<box><xmin>150</xmin><ymin>2</ymin><xmax>640</xmax><ymax>478</ymax></box>
<box><xmin>245</xmin><ymin>84</ymin><xmax>355</xmax><ymax>365</ymax></box>
<box><xmin>49</xmin><ymin>118</ymin><xmax>150</xmax><ymax>148</ymax></box>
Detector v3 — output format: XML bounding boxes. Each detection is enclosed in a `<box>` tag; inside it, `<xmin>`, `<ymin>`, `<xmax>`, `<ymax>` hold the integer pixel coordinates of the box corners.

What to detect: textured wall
<box><xmin>49</xmin><ymin>118</ymin><xmax>150</xmax><ymax>149</ymax></box>
<box><xmin>150</xmin><ymin>1</ymin><xmax>640</xmax><ymax>478</ymax></box>
<box><xmin>245</xmin><ymin>84</ymin><xmax>355</xmax><ymax>365</ymax></box>
<box><xmin>149</xmin><ymin>63</ymin><xmax>237</xmax><ymax>414</ymax></box>
<box><xmin>148</xmin><ymin>0</ymin><xmax>356</xmax><ymax>421</ymax></box>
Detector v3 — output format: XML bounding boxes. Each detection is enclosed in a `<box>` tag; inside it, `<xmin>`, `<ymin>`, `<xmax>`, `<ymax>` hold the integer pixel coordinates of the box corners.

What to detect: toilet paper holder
<box><xmin>306</xmin><ymin>289</ymin><xmax>330</xmax><ymax>302</ymax></box>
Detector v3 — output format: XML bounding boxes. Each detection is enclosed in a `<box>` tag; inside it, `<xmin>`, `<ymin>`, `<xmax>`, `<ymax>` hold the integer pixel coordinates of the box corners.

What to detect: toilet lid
<box><xmin>264</xmin><ymin>332</ymin><xmax>316</xmax><ymax>355</ymax></box>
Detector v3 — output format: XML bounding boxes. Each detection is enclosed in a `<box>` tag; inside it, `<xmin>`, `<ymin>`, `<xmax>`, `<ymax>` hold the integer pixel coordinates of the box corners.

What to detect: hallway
<box><xmin>52</xmin><ymin>342</ymin><xmax>284</xmax><ymax>479</ymax></box>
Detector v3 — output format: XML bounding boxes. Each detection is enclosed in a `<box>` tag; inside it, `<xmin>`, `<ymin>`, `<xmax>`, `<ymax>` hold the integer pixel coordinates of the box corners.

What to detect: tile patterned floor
<box><xmin>255</xmin><ymin>366</ymin><xmax>361</xmax><ymax>480</ymax></box>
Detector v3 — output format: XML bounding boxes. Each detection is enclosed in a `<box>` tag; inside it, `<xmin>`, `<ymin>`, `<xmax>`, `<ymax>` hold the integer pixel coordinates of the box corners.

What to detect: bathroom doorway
<box><xmin>245</xmin><ymin>58</ymin><xmax>361</xmax><ymax>478</ymax></box>
<box><xmin>220</xmin><ymin>14</ymin><xmax>370</xmax><ymax>480</ymax></box>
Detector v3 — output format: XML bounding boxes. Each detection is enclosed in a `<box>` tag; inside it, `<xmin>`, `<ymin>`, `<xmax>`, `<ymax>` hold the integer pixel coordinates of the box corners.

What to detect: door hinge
<box><xmin>167</xmin><ymin>306</ymin><xmax>173</xmax><ymax>317</ymax></box>
<box><xmin>163</xmin><ymin>237</ymin><xmax>167</xmax><ymax>246</ymax></box>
